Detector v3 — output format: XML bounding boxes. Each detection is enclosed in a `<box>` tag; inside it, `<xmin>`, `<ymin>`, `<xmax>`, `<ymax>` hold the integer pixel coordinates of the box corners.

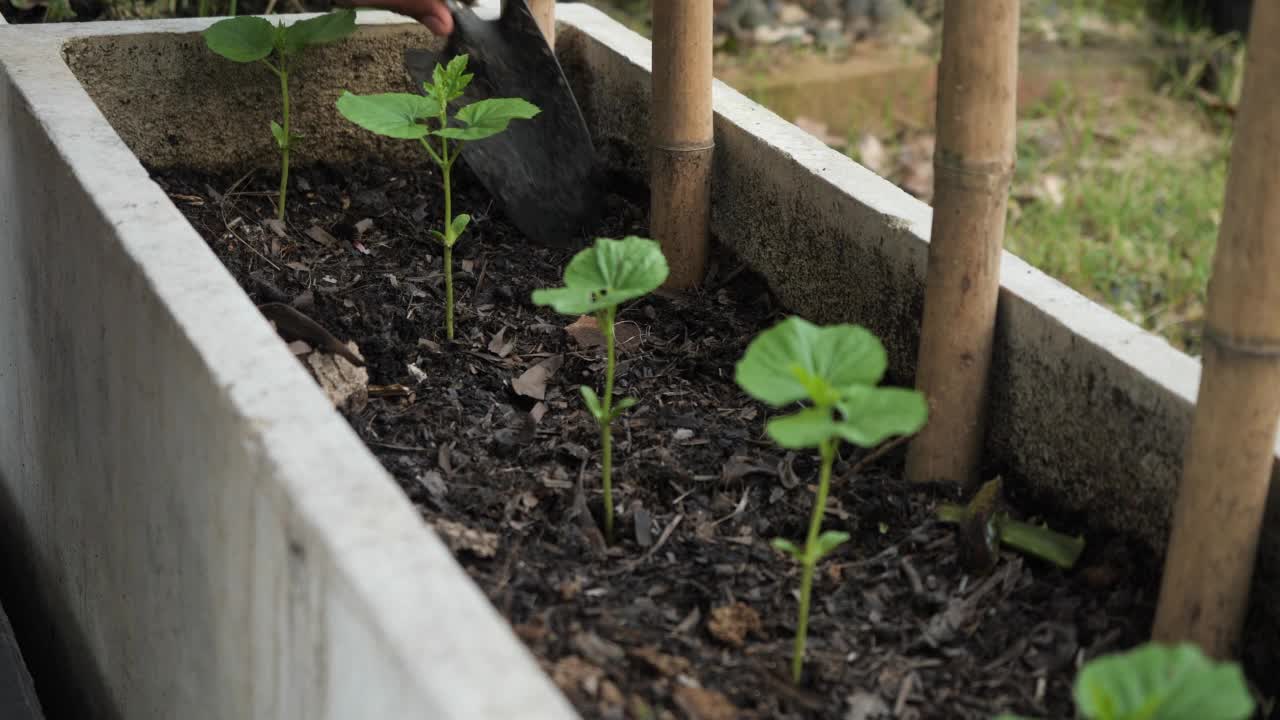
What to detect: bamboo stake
<box><xmin>904</xmin><ymin>0</ymin><xmax>1019</xmax><ymax>488</ymax></box>
<box><xmin>1152</xmin><ymin>0</ymin><xmax>1280</xmax><ymax>659</ymax></box>
<box><xmin>651</xmin><ymin>0</ymin><xmax>713</xmax><ymax>289</ymax></box>
<box><xmin>527</xmin><ymin>0</ymin><xmax>554</xmax><ymax>47</ymax></box>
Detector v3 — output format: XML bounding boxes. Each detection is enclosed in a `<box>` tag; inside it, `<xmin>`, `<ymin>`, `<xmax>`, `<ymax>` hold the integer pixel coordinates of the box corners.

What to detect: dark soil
<box><xmin>151</xmin><ymin>159</ymin><xmax>1168</xmax><ymax>719</ymax></box>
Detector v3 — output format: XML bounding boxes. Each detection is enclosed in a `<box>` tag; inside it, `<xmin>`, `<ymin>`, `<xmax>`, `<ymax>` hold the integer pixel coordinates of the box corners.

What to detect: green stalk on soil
<box><xmin>337</xmin><ymin>54</ymin><xmax>539</xmax><ymax>341</ymax></box>
<box><xmin>734</xmin><ymin>317</ymin><xmax>927</xmax><ymax>684</ymax></box>
<box><xmin>203</xmin><ymin>9</ymin><xmax>356</xmax><ymax>221</ymax></box>
<box><xmin>532</xmin><ymin>236</ymin><xmax>669</xmax><ymax>542</ymax></box>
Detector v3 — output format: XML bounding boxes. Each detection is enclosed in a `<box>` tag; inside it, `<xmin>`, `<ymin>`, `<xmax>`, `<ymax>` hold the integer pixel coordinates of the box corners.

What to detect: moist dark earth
<box><xmin>153</xmin><ymin>159</ymin><xmax>1180</xmax><ymax>719</ymax></box>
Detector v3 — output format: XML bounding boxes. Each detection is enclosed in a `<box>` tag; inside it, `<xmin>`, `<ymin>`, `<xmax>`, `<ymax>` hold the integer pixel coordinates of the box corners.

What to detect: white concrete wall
<box><xmin>0</xmin><ymin>10</ymin><xmax>577</xmax><ymax>720</ymax></box>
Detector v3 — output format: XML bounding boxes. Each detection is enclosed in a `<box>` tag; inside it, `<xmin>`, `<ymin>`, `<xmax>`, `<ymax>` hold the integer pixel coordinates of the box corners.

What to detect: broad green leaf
<box><xmin>270</xmin><ymin>121</ymin><xmax>287</xmax><ymax>149</ymax></box>
<box><xmin>771</xmin><ymin>538</ymin><xmax>802</xmax><ymax>561</ymax></box>
<box><xmin>435</xmin><ymin>98</ymin><xmax>541</xmax><ymax>141</ymax></box>
<box><xmin>531</xmin><ymin>236</ymin><xmax>669</xmax><ymax>315</ymax></box>
<box><xmin>813</xmin><ymin>530</ymin><xmax>849</xmax><ymax>559</ymax></box>
<box><xmin>281</xmin><ymin>8</ymin><xmax>356</xmax><ymax>54</ymax></box>
<box><xmin>449</xmin><ymin>213</ymin><xmax>471</xmax><ymax>242</ymax></box>
<box><xmin>1075</xmin><ymin>644</ymin><xmax>1254</xmax><ymax>720</ymax></box>
<box><xmin>832</xmin><ymin>386</ymin><xmax>927</xmax><ymax>447</ymax></box>
<box><xmin>203</xmin><ymin>16</ymin><xmax>275</xmax><ymax>62</ymax></box>
<box><xmin>611</xmin><ymin>396</ymin><xmax>638</xmax><ymax>420</ymax></box>
<box><xmin>336</xmin><ymin>91</ymin><xmax>440</xmax><ymax>139</ymax></box>
<box><xmin>765</xmin><ymin>407</ymin><xmax>843</xmax><ymax>449</ymax></box>
<box><xmin>580</xmin><ymin>386</ymin><xmax>603</xmax><ymax>421</ymax></box>
<box><xmin>734</xmin><ymin>317</ymin><xmax>888</xmax><ymax>407</ymax></box>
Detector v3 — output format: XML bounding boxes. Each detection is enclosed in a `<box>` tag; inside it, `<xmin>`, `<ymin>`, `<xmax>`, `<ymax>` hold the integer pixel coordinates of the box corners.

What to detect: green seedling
<box><xmin>532</xmin><ymin>236</ymin><xmax>669</xmax><ymax>541</ymax></box>
<box><xmin>203</xmin><ymin>9</ymin><xmax>357</xmax><ymax>220</ymax></box>
<box><xmin>936</xmin><ymin>476</ymin><xmax>1086</xmax><ymax>573</ymax></box>
<box><xmin>996</xmin><ymin>642</ymin><xmax>1254</xmax><ymax>720</ymax></box>
<box><xmin>735</xmin><ymin>317</ymin><xmax>928</xmax><ymax>684</ymax></box>
<box><xmin>337</xmin><ymin>55</ymin><xmax>540</xmax><ymax>340</ymax></box>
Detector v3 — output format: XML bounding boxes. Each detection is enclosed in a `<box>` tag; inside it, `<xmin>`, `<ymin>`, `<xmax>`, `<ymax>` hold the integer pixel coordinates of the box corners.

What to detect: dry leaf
<box><xmin>566</xmin><ymin>315</ymin><xmax>642</xmax><ymax>354</ymax></box>
<box><xmin>673</xmin><ymin>685</ymin><xmax>740</xmax><ymax>720</ymax></box>
<box><xmin>432</xmin><ymin>518</ymin><xmax>498</xmax><ymax>558</ymax></box>
<box><xmin>707</xmin><ymin>601</ymin><xmax>762</xmax><ymax>648</ymax></box>
<box><xmin>566</xmin><ymin>315</ymin><xmax>605</xmax><ymax>348</ymax></box>
<box><xmin>512</xmin><ymin>355</ymin><xmax>564</xmax><ymax>400</ymax></box>
<box><xmin>305</xmin><ymin>224</ymin><xmax>338</xmax><ymax>248</ymax></box>
<box><xmin>530</xmin><ymin>401</ymin><xmax>549</xmax><ymax>424</ymax></box>
<box><xmin>630</xmin><ymin>646</ymin><xmax>691</xmax><ymax>677</ymax></box>
<box><xmin>263</xmin><ymin>218</ymin><xmax>288</xmax><ymax>238</ymax></box>
<box><xmin>488</xmin><ymin>327</ymin><xmax>516</xmax><ymax>358</ymax></box>
<box><xmin>551</xmin><ymin>656</ymin><xmax>605</xmax><ymax>699</ymax></box>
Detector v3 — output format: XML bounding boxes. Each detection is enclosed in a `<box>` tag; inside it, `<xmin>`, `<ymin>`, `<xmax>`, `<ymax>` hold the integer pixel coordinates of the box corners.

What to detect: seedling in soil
<box><xmin>735</xmin><ymin>317</ymin><xmax>927</xmax><ymax>684</ymax></box>
<box><xmin>337</xmin><ymin>55</ymin><xmax>540</xmax><ymax>340</ymax></box>
<box><xmin>531</xmin><ymin>236</ymin><xmax>669</xmax><ymax>542</ymax></box>
<box><xmin>203</xmin><ymin>9</ymin><xmax>357</xmax><ymax>220</ymax></box>
<box><xmin>935</xmin><ymin>476</ymin><xmax>1086</xmax><ymax>574</ymax></box>
<box><xmin>995</xmin><ymin>642</ymin><xmax>1254</xmax><ymax>720</ymax></box>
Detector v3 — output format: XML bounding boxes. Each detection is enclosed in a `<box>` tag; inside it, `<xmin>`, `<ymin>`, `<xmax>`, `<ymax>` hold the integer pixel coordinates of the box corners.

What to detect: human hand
<box><xmin>335</xmin><ymin>0</ymin><xmax>453</xmax><ymax>35</ymax></box>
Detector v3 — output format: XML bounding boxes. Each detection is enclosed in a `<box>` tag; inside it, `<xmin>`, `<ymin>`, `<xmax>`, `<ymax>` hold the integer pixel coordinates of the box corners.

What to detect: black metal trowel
<box><xmin>405</xmin><ymin>0</ymin><xmax>602</xmax><ymax>248</ymax></box>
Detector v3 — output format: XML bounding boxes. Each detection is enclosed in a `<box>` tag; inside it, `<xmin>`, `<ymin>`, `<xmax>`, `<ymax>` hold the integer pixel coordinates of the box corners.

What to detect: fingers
<box><xmin>336</xmin><ymin>0</ymin><xmax>453</xmax><ymax>35</ymax></box>
<box><xmin>419</xmin><ymin>1</ymin><xmax>453</xmax><ymax>35</ymax></box>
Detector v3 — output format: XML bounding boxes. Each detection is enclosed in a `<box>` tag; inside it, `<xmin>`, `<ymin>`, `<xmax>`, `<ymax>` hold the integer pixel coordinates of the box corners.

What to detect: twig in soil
<box><xmin>832</xmin><ymin>432</ymin><xmax>915</xmax><ymax>488</ymax></box>
<box><xmin>368</xmin><ymin>440</ymin><xmax>432</xmax><ymax>453</ymax></box>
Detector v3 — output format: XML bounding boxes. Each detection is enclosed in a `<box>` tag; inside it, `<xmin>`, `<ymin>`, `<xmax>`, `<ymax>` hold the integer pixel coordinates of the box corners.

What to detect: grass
<box><xmin>1004</xmin><ymin>80</ymin><xmax>1232</xmax><ymax>354</ymax></box>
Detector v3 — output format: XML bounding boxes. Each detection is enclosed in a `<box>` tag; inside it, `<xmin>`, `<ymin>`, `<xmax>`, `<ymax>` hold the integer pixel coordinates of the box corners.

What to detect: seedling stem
<box><xmin>598</xmin><ymin>303</ymin><xmax>618</xmax><ymax>538</ymax></box>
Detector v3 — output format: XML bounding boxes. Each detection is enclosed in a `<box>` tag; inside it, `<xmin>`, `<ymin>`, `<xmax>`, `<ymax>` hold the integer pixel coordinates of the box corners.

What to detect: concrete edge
<box><xmin>0</xmin><ymin>602</ymin><xmax>44</xmax><ymax>720</ymax></box>
<box><xmin>0</xmin><ymin>9</ymin><xmax>575</xmax><ymax>720</ymax></box>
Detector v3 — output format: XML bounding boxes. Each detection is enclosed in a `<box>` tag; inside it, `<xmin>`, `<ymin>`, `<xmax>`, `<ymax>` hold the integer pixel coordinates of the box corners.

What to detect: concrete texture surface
<box><xmin>0</xmin><ymin>3</ymin><xmax>1277</xmax><ymax>716</ymax></box>
<box><xmin>0</xmin><ymin>8</ymin><xmax>577</xmax><ymax>720</ymax></box>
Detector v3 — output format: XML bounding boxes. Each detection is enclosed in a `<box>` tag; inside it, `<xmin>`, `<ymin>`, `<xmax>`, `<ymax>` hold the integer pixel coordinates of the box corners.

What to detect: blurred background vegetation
<box><xmin>0</xmin><ymin>0</ymin><xmax>1253</xmax><ymax>355</ymax></box>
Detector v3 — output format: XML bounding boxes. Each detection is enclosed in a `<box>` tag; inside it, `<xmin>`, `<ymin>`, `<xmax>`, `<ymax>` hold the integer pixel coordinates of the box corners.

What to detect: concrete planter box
<box><xmin>1</xmin><ymin>4</ymin><xmax>1275</xmax><ymax>717</ymax></box>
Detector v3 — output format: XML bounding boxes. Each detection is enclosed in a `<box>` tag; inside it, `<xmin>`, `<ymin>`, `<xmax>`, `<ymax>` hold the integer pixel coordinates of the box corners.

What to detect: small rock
<box><xmin>777</xmin><ymin>2</ymin><xmax>809</xmax><ymax>24</ymax></box>
<box><xmin>846</xmin><ymin>690</ymin><xmax>892</xmax><ymax>720</ymax></box>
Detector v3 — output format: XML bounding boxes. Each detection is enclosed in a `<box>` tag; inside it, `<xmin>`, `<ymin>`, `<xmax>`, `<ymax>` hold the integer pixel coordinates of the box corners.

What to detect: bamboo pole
<box><xmin>904</xmin><ymin>0</ymin><xmax>1019</xmax><ymax>488</ymax></box>
<box><xmin>1152</xmin><ymin>0</ymin><xmax>1280</xmax><ymax>659</ymax></box>
<box><xmin>651</xmin><ymin>0</ymin><xmax>713</xmax><ymax>289</ymax></box>
<box><xmin>527</xmin><ymin>0</ymin><xmax>554</xmax><ymax>47</ymax></box>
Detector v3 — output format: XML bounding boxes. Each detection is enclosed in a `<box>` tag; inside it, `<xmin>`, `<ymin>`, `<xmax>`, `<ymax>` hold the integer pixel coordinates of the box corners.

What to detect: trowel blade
<box><xmin>406</xmin><ymin>0</ymin><xmax>602</xmax><ymax>248</ymax></box>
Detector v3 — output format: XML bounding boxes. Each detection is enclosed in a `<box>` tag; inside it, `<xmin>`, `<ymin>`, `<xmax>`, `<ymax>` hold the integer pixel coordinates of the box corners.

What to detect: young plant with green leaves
<box><xmin>337</xmin><ymin>55</ymin><xmax>540</xmax><ymax>340</ymax></box>
<box><xmin>532</xmin><ymin>236</ymin><xmax>669</xmax><ymax>541</ymax></box>
<box><xmin>735</xmin><ymin>317</ymin><xmax>927</xmax><ymax>684</ymax></box>
<box><xmin>203</xmin><ymin>9</ymin><xmax>357</xmax><ymax>220</ymax></box>
<box><xmin>995</xmin><ymin>642</ymin><xmax>1254</xmax><ymax>720</ymax></box>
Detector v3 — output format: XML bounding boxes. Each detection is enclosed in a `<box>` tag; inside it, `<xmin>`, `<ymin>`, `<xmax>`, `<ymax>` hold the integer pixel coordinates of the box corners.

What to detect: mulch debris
<box><xmin>150</xmin><ymin>159</ymin><xmax>1175</xmax><ymax>719</ymax></box>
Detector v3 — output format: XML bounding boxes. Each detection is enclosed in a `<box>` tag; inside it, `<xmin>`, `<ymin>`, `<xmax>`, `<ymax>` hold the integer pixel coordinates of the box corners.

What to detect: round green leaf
<box><xmin>1075</xmin><ymin>644</ymin><xmax>1254</xmax><ymax>720</ymax></box>
<box><xmin>436</xmin><ymin>98</ymin><xmax>541</xmax><ymax>142</ymax></box>
<box><xmin>765</xmin><ymin>407</ymin><xmax>843</xmax><ymax>449</ymax></box>
<box><xmin>281</xmin><ymin>8</ymin><xmax>356</xmax><ymax>54</ymax></box>
<box><xmin>336</xmin><ymin>91</ymin><xmax>440</xmax><ymax>139</ymax></box>
<box><xmin>832</xmin><ymin>386</ymin><xmax>927</xmax><ymax>447</ymax></box>
<box><xmin>734</xmin><ymin>317</ymin><xmax>888</xmax><ymax>408</ymax></box>
<box><xmin>203</xmin><ymin>16</ymin><xmax>275</xmax><ymax>62</ymax></box>
<box><xmin>531</xmin><ymin>236</ymin><xmax>669</xmax><ymax>315</ymax></box>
